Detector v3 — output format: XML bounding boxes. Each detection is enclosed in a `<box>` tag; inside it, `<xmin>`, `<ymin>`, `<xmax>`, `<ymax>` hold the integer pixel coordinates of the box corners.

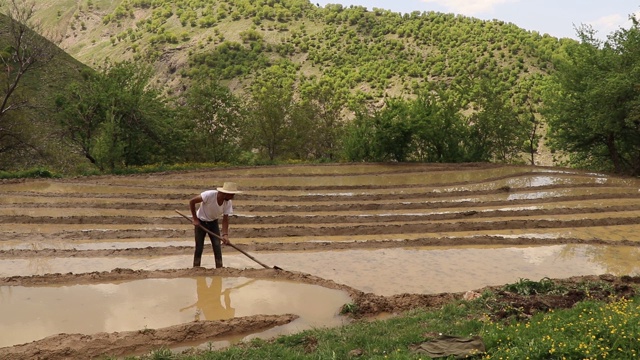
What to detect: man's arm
<box><xmin>189</xmin><ymin>195</ymin><xmax>203</xmax><ymax>226</ymax></box>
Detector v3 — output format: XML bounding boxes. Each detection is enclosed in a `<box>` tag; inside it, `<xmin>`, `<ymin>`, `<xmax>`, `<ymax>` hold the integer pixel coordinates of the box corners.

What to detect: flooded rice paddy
<box><xmin>2</xmin><ymin>162</ymin><xmax>640</xmax><ymax>358</ymax></box>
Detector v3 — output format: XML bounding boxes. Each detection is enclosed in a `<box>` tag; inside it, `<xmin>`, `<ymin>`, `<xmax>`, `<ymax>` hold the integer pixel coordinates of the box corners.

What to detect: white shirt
<box><xmin>196</xmin><ymin>190</ymin><xmax>233</xmax><ymax>221</ymax></box>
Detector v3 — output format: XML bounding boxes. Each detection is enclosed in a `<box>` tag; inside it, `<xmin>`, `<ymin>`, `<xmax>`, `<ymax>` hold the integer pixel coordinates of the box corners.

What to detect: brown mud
<box><xmin>2</xmin><ymin>163</ymin><xmax>640</xmax><ymax>359</ymax></box>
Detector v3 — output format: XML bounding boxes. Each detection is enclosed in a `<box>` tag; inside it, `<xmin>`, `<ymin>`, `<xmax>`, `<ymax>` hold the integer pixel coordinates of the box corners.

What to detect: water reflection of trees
<box><xmin>558</xmin><ymin>245</ymin><xmax>640</xmax><ymax>275</ymax></box>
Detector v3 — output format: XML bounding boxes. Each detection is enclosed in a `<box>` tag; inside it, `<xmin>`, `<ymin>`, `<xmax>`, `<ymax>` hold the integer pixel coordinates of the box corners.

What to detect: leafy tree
<box><xmin>340</xmin><ymin>98</ymin><xmax>413</xmax><ymax>162</ymax></box>
<box><xmin>341</xmin><ymin>106</ymin><xmax>377</xmax><ymax>162</ymax></box>
<box><xmin>246</xmin><ymin>83</ymin><xmax>294</xmax><ymax>161</ymax></box>
<box><xmin>292</xmin><ymin>81</ymin><xmax>347</xmax><ymax>161</ymax></box>
<box><xmin>544</xmin><ymin>18</ymin><xmax>640</xmax><ymax>174</ymax></box>
<box><xmin>409</xmin><ymin>88</ymin><xmax>468</xmax><ymax>162</ymax></box>
<box><xmin>180</xmin><ymin>76</ymin><xmax>244</xmax><ymax>163</ymax></box>
<box><xmin>372</xmin><ymin>98</ymin><xmax>414</xmax><ymax>162</ymax></box>
<box><xmin>56</xmin><ymin>61</ymin><xmax>175</xmax><ymax>172</ymax></box>
<box><xmin>466</xmin><ymin>78</ymin><xmax>528</xmax><ymax>163</ymax></box>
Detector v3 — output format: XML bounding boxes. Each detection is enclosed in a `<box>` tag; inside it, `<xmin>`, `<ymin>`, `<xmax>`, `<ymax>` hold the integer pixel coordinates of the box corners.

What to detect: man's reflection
<box><xmin>181</xmin><ymin>276</ymin><xmax>235</xmax><ymax>321</ymax></box>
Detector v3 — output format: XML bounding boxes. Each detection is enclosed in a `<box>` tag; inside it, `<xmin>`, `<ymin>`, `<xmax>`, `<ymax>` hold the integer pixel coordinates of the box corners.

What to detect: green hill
<box><xmin>34</xmin><ymin>0</ymin><xmax>572</xmax><ymax>102</ymax></box>
<box><xmin>0</xmin><ymin>0</ymin><xmax>584</xmax><ymax>173</ymax></box>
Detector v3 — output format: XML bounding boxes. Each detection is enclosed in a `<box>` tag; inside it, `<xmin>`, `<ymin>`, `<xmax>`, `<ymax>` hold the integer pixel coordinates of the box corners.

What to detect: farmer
<box><xmin>189</xmin><ymin>182</ymin><xmax>242</xmax><ymax>268</ymax></box>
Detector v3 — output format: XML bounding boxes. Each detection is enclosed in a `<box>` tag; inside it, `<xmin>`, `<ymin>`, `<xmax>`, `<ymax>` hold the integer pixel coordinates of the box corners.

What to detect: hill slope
<box><xmin>33</xmin><ymin>0</ymin><xmax>573</xmax><ymax>104</ymax></box>
<box><xmin>0</xmin><ymin>11</ymin><xmax>91</xmax><ymax>170</ymax></box>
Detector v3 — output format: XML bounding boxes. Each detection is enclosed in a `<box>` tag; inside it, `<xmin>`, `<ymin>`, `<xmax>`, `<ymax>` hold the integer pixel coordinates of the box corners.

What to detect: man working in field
<box><xmin>189</xmin><ymin>182</ymin><xmax>242</xmax><ymax>268</ymax></box>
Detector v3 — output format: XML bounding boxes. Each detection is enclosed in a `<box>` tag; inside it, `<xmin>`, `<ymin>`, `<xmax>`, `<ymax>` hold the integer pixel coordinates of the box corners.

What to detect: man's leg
<box><xmin>193</xmin><ymin>226</ymin><xmax>206</xmax><ymax>267</ymax></box>
<box><xmin>208</xmin><ymin>221</ymin><xmax>223</xmax><ymax>268</ymax></box>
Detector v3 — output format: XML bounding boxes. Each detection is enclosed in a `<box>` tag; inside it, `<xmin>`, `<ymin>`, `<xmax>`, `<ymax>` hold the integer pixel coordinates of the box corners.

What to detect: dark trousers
<box><xmin>194</xmin><ymin>219</ymin><xmax>223</xmax><ymax>268</ymax></box>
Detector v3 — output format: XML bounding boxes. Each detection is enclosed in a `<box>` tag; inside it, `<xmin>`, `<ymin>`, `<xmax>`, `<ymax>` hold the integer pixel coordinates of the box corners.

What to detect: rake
<box><xmin>175</xmin><ymin>210</ymin><xmax>283</xmax><ymax>270</ymax></box>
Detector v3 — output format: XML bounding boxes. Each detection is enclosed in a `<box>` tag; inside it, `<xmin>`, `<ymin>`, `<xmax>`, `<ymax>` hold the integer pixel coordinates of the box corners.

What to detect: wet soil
<box><xmin>2</xmin><ymin>162</ymin><xmax>640</xmax><ymax>359</ymax></box>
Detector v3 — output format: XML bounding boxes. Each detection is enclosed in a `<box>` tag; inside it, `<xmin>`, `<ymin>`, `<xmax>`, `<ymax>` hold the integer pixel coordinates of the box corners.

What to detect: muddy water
<box><xmin>0</xmin><ymin>276</ymin><xmax>350</xmax><ymax>348</ymax></box>
<box><xmin>244</xmin><ymin>245</ymin><xmax>640</xmax><ymax>295</ymax></box>
<box><xmin>2</xmin><ymin>222</ymin><xmax>640</xmax><ymax>252</ymax></box>
<box><xmin>2</xmin><ymin>170</ymin><xmax>633</xmax><ymax>196</ymax></box>
<box><xmin>3</xmin><ymin>245</ymin><xmax>639</xmax><ymax>296</ymax></box>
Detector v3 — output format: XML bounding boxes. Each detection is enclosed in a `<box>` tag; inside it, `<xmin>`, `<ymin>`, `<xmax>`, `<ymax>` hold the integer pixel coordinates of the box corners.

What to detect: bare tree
<box><xmin>0</xmin><ymin>0</ymin><xmax>57</xmax><ymax>162</ymax></box>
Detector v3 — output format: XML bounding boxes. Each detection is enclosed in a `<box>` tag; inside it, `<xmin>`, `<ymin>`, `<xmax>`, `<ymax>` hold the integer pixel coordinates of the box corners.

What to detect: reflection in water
<box><xmin>0</xmin><ymin>277</ymin><xmax>351</xmax><ymax>348</ymax></box>
<box><xmin>180</xmin><ymin>277</ymin><xmax>240</xmax><ymax>321</ymax></box>
<box><xmin>558</xmin><ymin>245</ymin><xmax>640</xmax><ymax>275</ymax></box>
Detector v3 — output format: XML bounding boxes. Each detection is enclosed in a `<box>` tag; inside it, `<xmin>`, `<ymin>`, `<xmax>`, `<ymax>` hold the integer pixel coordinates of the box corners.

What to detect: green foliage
<box><xmin>0</xmin><ymin>167</ymin><xmax>60</xmax><ymax>179</ymax></box>
<box><xmin>544</xmin><ymin>17</ymin><xmax>640</xmax><ymax>175</ymax></box>
<box><xmin>502</xmin><ymin>277</ymin><xmax>567</xmax><ymax>296</ymax></box>
<box><xmin>341</xmin><ymin>83</ymin><xmax>531</xmax><ymax>163</ymax></box>
<box><xmin>466</xmin><ymin>77</ymin><xmax>530</xmax><ymax>163</ymax></box>
<box><xmin>407</xmin><ymin>88</ymin><xmax>469</xmax><ymax>162</ymax></box>
<box><xmin>14</xmin><ymin>0</ymin><xmax>640</xmax><ymax>174</ymax></box>
<box><xmin>55</xmin><ymin>61</ymin><xmax>178</xmax><ymax>172</ymax></box>
<box><xmin>188</xmin><ymin>40</ymin><xmax>270</xmax><ymax>79</ymax></box>
<box><xmin>339</xmin><ymin>302</ymin><xmax>358</xmax><ymax>315</ymax></box>
<box><xmin>246</xmin><ymin>81</ymin><xmax>294</xmax><ymax>161</ymax></box>
<box><xmin>179</xmin><ymin>76</ymin><xmax>245</xmax><ymax>163</ymax></box>
<box><xmin>483</xmin><ymin>297</ymin><xmax>640</xmax><ymax>359</ymax></box>
<box><xmin>341</xmin><ymin>108</ymin><xmax>378</xmax><ymax>162</ymax></box>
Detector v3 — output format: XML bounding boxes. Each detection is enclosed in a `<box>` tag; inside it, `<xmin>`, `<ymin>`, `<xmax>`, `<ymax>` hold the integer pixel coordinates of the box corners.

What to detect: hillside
<box><xmin>0</xmin><ymin>10</ymin><xmax>91</xmax><ymax>171</ymax></box>
<box><xmin>33</xmin><ymin>0</ymin><xmax>573</xmax><ymax>104</ymax></box>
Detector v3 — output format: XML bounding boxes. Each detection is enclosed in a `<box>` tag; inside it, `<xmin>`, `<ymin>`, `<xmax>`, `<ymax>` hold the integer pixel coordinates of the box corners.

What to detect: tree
<box><xmin>291</xmin><ymin>81</ymin><xmax>346</xmax><ymax>161</ymax></box>
<box><xmin>372</xmin><ymin>98</ymin><xmax>414</xmax><ymax>162</ymax></box>
<box><xmin>341</xmin><ymin>106</ymin><xmax>378</xmax><ymax>162</ymax></box>
<box><xmin>247</xmin><ymin>83</ymin><xmax>294</xmax><ymax>161</ymax></box>
<box><xmin>245</xmin><ymin>61</ymin><xmax>297</xmax><ymax>161</ymax></box>
<box><xmin>409</xmin><ymin>88</ymin><xmax>468</xmax><ymax>162</ymax></box>
<box><xmin>56</xmin><ymin>61</ymin><xmax>176</xmax><ymax>172</ymax></box>
<box><xmin>543</xmin><ymin>17</ymin><xmax>640</xmax><ymax>175</ymax></box>
<box><xmin>181</xmin><ymin>76</ymin><xmax>244</xmax><ymax>163</ymax></box>
<box><xmin>466</xmin><ymin>78</ymin><xmax>528</xmax><ymax>163</ymax></box>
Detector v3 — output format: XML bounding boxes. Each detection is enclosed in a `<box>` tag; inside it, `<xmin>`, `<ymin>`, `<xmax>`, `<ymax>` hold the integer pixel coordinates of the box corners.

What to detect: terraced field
<box><xmin>2</xmin><ymin>162</ymin><xmax>640</xmax><ymax>359</ymax></box>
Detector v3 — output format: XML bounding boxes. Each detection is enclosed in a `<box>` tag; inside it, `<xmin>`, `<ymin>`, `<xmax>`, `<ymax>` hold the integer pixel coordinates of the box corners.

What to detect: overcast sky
<box><xmin>314</xmin><ymin>0</ymin><xmax>639</xmax><ymax>40</ymax></box>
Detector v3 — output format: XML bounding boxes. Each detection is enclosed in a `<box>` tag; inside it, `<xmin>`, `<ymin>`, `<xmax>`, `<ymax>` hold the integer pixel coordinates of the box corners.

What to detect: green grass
<box><xmin>482</xmin><ymin>297</ymin><xmax>640</xmax><ymax>359</ymax></box>
<box><xmin>115</xmin><ymin>279</ymin><xmax>640</xmax><ymax>360</ymax></box>
<box><xmin>0</xmin><ymin>167</ymin><xmax>61</xmax><ymax>179</ymax></box>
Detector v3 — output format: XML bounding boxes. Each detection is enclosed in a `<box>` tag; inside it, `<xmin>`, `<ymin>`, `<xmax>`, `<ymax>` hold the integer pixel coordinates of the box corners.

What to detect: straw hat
<box><xmin>217</xmin><ymin>182</ymin><xmax>242</xmax><ymax>194</ymax></box>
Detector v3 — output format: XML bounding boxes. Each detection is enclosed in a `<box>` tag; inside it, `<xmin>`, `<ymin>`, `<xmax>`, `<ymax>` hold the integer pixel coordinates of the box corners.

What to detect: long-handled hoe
<box><xmin>175</xmin><ymin>210</ymin><xmax>283</xmax><ymax>271</ymax></box>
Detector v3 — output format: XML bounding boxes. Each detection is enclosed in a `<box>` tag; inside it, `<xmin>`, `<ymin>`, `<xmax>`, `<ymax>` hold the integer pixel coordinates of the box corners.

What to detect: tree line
<box><xmin>1</xmin><ymin>0</ymin><xmax>639</xmax><ymax>176</ymax></box>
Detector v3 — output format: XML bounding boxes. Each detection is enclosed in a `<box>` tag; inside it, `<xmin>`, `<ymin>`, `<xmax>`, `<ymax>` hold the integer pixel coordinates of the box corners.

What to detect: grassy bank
<box><xmin>116</xmin><ymin>278</ymin><xmax>640</xmax><ymax>360</ymax></box>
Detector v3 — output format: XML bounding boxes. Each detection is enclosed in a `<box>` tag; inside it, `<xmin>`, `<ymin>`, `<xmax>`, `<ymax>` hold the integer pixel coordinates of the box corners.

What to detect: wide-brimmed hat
<box><xmin>217</xmin><ymin>182</ymin><xmax>242</xmax><ymax>194</ymax></box>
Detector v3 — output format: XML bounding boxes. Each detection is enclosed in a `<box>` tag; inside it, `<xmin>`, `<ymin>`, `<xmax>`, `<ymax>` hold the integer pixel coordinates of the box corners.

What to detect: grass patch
<box><xmin>0</xmin><ymin>167</ymin><xmax>61</xmax><ymax>179</ymax></box>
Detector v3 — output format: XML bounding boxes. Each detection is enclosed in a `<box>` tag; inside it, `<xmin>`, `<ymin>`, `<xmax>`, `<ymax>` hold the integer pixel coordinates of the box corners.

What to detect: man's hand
<box><xmin>221</xmin><ymin>234</ymin><xmax>230</xmax><ymax>245</ymax></box>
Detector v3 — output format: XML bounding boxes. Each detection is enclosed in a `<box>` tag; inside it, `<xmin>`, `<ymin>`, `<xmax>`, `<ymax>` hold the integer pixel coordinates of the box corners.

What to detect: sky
<box><xmin>314</xmin><ymin>0</ymin><xmax>640</xmax><ymax>40</ymax></box>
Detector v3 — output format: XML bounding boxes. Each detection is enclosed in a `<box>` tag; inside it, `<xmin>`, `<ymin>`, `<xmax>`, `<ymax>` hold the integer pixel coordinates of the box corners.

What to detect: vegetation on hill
<box><xmin>0</xmin><ymin>0</ymin><xmax>639</xmax><ymax>177</ymax></box>
<box><xmin>0</xmin><ymin>0</ymin><xmax>87</xmax><ymax>171</ymax></box>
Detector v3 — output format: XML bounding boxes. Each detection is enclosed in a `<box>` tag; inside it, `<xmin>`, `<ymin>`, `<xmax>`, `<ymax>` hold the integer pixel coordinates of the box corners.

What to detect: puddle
<box><xmin>0</xmin><ymin>276</ymin><xmax>351</xmax><ymax>348</ymax></box>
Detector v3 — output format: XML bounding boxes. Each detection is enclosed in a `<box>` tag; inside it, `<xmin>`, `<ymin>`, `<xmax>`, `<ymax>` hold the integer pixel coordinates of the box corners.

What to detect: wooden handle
<box><xmin>175</xmin><ymin>210</ymin><xmax>271</xmax><ymax>269</ymax></box>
